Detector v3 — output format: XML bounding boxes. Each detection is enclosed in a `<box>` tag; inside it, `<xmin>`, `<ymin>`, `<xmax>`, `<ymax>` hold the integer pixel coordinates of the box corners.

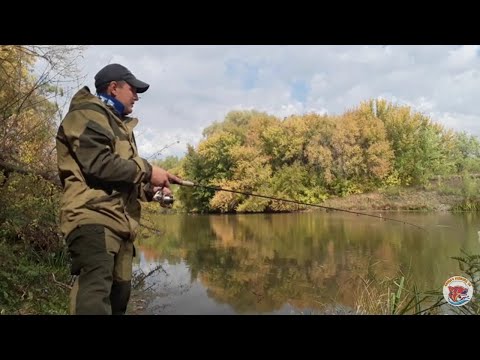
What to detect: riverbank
<box><xmin>320</xmin><ymin>186</ymin><xmax>464</xmax><ymax>212</ymax></box>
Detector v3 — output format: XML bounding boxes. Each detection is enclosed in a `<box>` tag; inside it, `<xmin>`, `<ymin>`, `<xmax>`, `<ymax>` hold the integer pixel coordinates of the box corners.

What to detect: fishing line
<box><xmin>175</xmin><ymin>180</ymin><xmax>426</xmax><ymax>231</ymax></box>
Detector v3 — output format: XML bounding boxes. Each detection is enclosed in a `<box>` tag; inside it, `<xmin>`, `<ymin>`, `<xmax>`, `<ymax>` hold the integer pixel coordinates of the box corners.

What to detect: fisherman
<box><xmin>56</xmin><ymin>63</ymin><xmax>183</xmax><ymax>315</ymax></box>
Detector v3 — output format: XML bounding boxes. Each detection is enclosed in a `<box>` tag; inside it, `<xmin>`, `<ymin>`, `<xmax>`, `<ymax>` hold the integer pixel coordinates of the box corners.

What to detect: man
<box><xmin>56</xmin><ymin>63</ymin><xmax>182</xmax><ymax>315</ymax></box>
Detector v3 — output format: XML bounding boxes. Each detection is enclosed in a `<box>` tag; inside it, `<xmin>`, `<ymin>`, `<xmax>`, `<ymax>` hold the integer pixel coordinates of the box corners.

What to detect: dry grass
<box><xmin>353</xmin><ymin>276</ymin><xmax>395</xmax><ymax>315</ymax></box>
<box><xmin>350</xmin><ymin>259</ymin><xmax>445</xmax><ymax>315</ymax></box>
<box><xmin>353</xmin><ymin>276</ymin><xmax>445</xmax><ymax>315</ymax></box>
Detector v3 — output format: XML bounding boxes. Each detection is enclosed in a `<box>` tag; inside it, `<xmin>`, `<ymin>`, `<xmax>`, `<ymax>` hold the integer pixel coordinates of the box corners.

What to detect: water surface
<box><xmin>132</xmin><ymin>211</ymin><xmax>480</xmax><ymax>314</ymax></box>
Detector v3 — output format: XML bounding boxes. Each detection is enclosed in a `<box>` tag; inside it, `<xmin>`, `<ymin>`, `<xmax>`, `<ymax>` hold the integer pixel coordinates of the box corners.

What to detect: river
<box><xmin>130</xmin><ymin>211</ymin><xmax>480</xmax><ymax>315</ymax></box>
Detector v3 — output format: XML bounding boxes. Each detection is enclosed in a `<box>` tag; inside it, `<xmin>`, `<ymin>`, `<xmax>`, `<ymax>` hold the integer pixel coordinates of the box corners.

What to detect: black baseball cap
<box><xmin>94</xmin><ymin>63</ymin><xmax>150</xmax><ymax>93</ymax></box>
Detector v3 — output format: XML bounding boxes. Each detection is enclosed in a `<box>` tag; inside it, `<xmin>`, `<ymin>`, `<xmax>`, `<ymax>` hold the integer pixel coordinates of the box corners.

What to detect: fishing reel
<box><xmin>153</xmin><ymin>190</ymin><xmax>174</xmax><ymax>208</ymax></box>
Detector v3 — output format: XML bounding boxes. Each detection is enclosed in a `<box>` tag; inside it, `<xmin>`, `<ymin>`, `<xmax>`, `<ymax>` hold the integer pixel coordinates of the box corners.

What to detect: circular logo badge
<box><xmin>443</xmin><ymin>276</ymin><xmax>474</xmax><ymax>307</ymax></box>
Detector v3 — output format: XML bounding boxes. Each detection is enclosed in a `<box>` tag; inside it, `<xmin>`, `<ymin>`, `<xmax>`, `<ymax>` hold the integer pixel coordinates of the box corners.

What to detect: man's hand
<box><xmin>166</xmin><ymin>172</ymin><xmax>183</xmax><ymax>185</ymax></box>
<box><xmin>150</xmin><ymin>166</ymin><xmax>183</xmax><ymax>189</ymax></box>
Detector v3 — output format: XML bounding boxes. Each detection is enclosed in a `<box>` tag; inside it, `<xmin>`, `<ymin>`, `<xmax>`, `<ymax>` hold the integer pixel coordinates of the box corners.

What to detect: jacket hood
<box><xmin>68</xmin><ymin>86</ymin><xmax>104</xmax><ymax>112</ymax></box>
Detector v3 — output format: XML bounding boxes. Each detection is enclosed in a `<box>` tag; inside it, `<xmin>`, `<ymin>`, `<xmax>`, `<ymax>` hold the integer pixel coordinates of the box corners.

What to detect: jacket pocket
<box><xmin>85</xmin><ymin>190</ymin><xmax>123</xmax><ymax>210</ymax></box>
<box><xmin>84</xmin><ymin>191</ymin><xmax>126</xmax><ymax>225</ymax></box>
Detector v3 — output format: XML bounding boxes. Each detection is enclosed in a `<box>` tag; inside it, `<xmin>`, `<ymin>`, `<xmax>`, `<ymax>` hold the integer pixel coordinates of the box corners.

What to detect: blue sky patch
<box><xmin>225</xmin><ymin>59</ymin><xmax>259</xmax><ymax>90</ymax></box>
<box><xmin>291</xmin><ymin>79</ymin><xmax>310</xmax><ymax>103</ymax></box>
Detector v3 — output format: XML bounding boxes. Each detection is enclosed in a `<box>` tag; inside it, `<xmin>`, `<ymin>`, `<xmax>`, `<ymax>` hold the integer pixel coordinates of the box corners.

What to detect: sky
<box><xmin>70</xmin><ymin>45</ymin><xmax>480</xmax><ymax>159</ymax></box>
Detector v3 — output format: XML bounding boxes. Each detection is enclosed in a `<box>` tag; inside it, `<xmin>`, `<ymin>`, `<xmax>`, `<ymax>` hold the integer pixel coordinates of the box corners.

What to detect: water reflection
<box><xmin>133</xmin><ymin>211</ymin><xmax>480</xmax><ymax>314</ymax></box>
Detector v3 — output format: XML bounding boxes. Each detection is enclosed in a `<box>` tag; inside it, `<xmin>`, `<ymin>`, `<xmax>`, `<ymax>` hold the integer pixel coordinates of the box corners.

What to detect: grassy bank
<box><xmin>0</xmin><ymin>173</ymin><xmax>70</xmax><ymax>315</ymax></box>
<box><xmin>0</xmin><ymin>241</ymin><xmax>70</xmax><ymax>314</ymax></box>
<box><xmin>322</xmin><ymin>187</ymin><xmax>461</xmax><ymax>212</ymax></box>
<box><xmin>321</xmin><ymin>175</ymin><xmax>480</xmax><ymax>212</ymax></box>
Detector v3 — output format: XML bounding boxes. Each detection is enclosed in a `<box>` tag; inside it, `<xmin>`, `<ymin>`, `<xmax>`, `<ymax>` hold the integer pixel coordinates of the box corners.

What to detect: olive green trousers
<box><xmin>66</xmin><ymin>224</ymin><xmax>135</xmax><ymax>315</ymax></box>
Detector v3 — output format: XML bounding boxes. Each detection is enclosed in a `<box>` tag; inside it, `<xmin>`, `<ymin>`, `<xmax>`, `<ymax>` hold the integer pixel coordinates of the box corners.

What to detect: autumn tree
<box><xmin>0</xmin><ymin>45</ymin><xmax>86</xmax><ymax>178</ymax></box>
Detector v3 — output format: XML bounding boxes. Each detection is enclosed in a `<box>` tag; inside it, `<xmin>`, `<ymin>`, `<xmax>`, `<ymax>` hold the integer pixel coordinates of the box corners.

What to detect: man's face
<box><xmin>110</xmin><ymin>81</ymin><xmax>138</xmax><ymax>115</ymax></box>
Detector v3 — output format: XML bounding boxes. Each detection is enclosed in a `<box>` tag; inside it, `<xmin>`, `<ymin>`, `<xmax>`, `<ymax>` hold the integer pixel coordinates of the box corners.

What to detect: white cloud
<box><xmin>446</xmin><ymin>45</ymin><xmax>479</xmax><ymax>69</ymax></box>
<box><xmin>65</xmin><ymin>45</ymin><xmax>480</xmax><ymax>158</ymax></box>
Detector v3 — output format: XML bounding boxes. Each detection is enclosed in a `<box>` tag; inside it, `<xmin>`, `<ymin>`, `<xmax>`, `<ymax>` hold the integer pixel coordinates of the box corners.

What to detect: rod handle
<box><xmin>180</xmin><ymin>180</ymin><xmax>195</xmax><ymax>187</ymax></box>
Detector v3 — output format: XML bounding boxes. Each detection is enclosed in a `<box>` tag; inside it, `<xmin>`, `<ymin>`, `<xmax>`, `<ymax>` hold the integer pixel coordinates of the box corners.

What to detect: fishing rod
<box><xmin>146</xmin><ymin>140</ymin><xmax>180</xmax><ymax>160</ymax></box>
<box><xmin>153</xmin><ymin>180</ymin><xmax>426</xmax><ymax>231</ymax></box>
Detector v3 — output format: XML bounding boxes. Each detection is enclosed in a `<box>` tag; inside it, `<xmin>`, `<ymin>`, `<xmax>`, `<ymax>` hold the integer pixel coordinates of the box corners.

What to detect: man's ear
<box><xmin>107</xmin><ymin>81</ymin><xmax>118</xmax><ymax>96</ymax></box>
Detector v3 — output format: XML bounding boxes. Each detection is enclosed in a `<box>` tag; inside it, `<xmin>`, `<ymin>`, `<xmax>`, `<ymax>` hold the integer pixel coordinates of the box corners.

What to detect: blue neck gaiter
<box><xmin>97</xmin><ymin>93</ymin><xmax>125</xmax><ymax>116</ymax></box>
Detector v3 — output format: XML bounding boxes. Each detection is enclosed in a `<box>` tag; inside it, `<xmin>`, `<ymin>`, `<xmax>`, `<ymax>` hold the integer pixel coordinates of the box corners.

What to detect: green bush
<box><xmin>0</xmin><ymin>172</ymin><xmax>62</xmax><ymax>253</ymax></box>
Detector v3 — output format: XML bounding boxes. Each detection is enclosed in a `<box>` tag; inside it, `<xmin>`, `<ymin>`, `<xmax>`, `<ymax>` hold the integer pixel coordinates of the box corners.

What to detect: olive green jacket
<box><xmin>56</xmin><ymin>86</ymin><xmax>153</xmax><ymax>241</ymax></box>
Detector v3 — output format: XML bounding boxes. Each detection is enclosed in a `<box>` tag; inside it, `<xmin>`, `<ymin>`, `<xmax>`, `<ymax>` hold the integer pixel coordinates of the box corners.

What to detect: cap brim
<box><xmin>127</xmin><ymin>78</ymin><xmax>150</xmax><ymax>93</ymax></box>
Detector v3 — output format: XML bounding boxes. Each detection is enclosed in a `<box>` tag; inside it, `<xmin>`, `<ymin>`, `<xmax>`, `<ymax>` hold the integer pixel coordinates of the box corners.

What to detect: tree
<box><xmin>0</xmin><ymin>45</ymin><xmax>86</xmax><ymax>178</ymax></box>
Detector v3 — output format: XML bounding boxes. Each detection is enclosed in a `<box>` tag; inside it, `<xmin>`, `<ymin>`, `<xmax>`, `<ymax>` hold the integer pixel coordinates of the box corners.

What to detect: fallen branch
<box><xmin>133</xmin><ymin>264</ymin><xmax>168</xmax><ymax>289</ymax></box>
<box><xmin>0</xmin><ymin>159</ymin><xmax>61</xmax><ymax>186</ymax></box>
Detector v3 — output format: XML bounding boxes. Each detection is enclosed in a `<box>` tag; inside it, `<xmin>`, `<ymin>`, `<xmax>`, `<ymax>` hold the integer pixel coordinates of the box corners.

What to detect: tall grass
<box><xmin>452</xmin><ymin>175</ymin><xmax>480</xmax><ymax>211</ymax></box>
<box><xmin>354</xmin><ymin>250</ymin><xmax>479</xmax><ymax>315</ymax></box>
<box><xmin>354</xmin><ymin>274</ymin><xmax>444</xmax><ymax>315</ymax></box>
<box><xmin>449</xmin><ymin>250</ymin><xmax>480</xmax><ymax>315</ymax></box>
